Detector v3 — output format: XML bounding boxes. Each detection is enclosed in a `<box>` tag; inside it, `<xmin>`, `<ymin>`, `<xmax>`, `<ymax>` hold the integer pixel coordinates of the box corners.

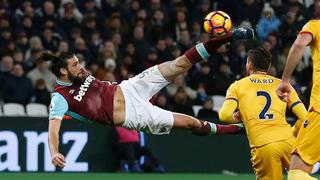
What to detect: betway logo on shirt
<box><xmin>74</xmin><ymin>75</ymin><xmax>95</xmax><ymax>102</ymax></box>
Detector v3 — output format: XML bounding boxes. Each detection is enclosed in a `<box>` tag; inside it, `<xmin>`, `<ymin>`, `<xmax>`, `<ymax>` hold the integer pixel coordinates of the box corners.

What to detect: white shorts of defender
<box><xmin>119</xmin><ymin>65</ymin><xmax>174</xmax><ymax>134</ymax></box>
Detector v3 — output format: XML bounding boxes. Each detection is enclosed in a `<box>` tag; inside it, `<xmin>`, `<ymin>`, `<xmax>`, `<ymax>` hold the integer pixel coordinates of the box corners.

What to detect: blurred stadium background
<box><xmin>0</xmin><ymin>0</ymin><xmax>319</xmax><ymax>179</ymax></box>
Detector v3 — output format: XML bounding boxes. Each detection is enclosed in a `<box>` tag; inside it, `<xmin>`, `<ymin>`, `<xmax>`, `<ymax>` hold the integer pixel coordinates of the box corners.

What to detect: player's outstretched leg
<box><xmin>172</xmin><ymin>113</ymin><xmax>244</xmax><ymax>136</ymax></box>
<box><xmin>158</xmin><ymin>27</ymin><xmax>254</xmax><ymax>82</ymax></box>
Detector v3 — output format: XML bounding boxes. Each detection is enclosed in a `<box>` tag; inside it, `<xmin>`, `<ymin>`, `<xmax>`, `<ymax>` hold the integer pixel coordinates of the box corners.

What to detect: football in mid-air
<box><xmin>203</xmin><ymin>11</ymin><xmax>232</xmax><ymax>37</ymax></box>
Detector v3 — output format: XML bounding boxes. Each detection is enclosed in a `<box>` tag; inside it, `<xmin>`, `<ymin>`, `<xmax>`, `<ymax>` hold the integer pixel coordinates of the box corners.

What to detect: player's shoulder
<box><xmin>270</xmin><ymin>75</ymin><xmax>282</xmax><ymax>84</ymax></box>
<box><xmin>303</xmin><ymin>19</ymin><xmax>320</xmax><ymax>28</ymax></box>
<box><xmin>307</xmin><ymin>19</ymin><xmax>320</xmax><ymax>23</ymax></box>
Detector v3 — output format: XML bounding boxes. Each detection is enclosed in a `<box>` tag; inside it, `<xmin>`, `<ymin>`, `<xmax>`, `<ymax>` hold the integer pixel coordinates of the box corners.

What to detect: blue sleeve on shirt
<box><xmin>49</xmin><ymin>92</ymin><xmax>68</xmax><ymax>120</ymax></box>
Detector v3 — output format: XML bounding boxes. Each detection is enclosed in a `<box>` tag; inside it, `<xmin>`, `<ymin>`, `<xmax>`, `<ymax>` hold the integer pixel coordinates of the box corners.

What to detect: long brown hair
<box><xmin>38</xmin><ymin>50</ymin><xmax>74</xmax><ymax>77</ymax></box>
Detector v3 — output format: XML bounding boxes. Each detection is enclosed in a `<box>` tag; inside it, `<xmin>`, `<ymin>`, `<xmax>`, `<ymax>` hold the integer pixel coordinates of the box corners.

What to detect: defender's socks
<box><xmin>192</xmin><ymin>121</ymin><xmax>245</xmax><ymax>136</ymax></box>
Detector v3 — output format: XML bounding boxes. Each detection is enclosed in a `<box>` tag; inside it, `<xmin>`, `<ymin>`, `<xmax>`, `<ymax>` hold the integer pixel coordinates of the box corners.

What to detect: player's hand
<box><xmin>276</xmin><ymin>81</ymin><xmax>291</xmax><ymax>102</ymax></box>
<box><xmin>232</xmin><ymin>111</ymin><xmax>242</xmax><ymax>122</ymax></box>
<box><xmin>51</xmin><ymin>153</ymin><xmax>66</xmax><ymax>168</ymax></box>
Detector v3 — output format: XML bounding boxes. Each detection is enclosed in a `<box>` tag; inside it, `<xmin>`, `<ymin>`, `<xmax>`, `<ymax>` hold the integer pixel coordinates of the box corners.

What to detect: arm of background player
<box><xmin>288</xmin><ymin>87</ymin><xmax>308</xmax><ymax>137</ymax></box>
<box><xmin>291</xmin><ymin>104</ymin><xmax>307</xmax><ymax>137</ymax></box>
<box><xmin>281</xmin><ymin>33</ymin><xmax>312</xmax><ymax>82</ymax></box>
<box><xmin>219</xmin><ymin>99</ymin><xmax>240</xmax><ymax>123</ymax></box>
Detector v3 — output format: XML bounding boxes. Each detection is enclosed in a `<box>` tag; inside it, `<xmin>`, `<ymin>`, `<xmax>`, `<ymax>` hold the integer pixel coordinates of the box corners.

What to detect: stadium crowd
<box><xmin>0</xmin><ymin>0</ymin><xmax>316</xmax><ymax>121</ymax></box>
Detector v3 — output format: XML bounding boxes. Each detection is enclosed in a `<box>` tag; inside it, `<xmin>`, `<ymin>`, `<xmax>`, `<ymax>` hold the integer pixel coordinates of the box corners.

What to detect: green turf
<box><xmin>0</xmin><ymin>173</ymin><xmax>254</xmax><ymax>180</ymax></box>
<box><xmin>1</xmin><ymin>173</ymin><xmax>319</xmax><ymax>180</ymax></box>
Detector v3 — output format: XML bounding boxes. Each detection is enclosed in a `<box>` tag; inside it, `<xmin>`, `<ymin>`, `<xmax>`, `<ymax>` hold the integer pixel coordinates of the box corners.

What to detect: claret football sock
<box><xmin>184</xmin><ymin>27</ymin><xmax>254</xmax><ymax>64</ymax></box>
<box><xmin>192</xmin><ymin>121</ymin><xmax>244</xmax><ymax>136</ymax></box>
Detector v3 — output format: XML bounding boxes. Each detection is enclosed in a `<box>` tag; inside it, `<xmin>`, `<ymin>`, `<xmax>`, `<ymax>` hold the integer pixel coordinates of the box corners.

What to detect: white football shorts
<box><xmin>119</xmin><ymin>65</ymin><xmax>174</xmax><ymax>134</ymax></box>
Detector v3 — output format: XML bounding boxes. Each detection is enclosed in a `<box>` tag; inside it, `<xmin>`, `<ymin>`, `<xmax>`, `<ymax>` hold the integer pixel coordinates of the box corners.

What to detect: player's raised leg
<box><xmin>158</xmin><ymin>27</ymin><xmax>255</xmax><ymax>82</ymax></box>
<box><xmin>156</xmin><ymin>27</ymin><xmax>254</xmax><ymax>135</ymax></box>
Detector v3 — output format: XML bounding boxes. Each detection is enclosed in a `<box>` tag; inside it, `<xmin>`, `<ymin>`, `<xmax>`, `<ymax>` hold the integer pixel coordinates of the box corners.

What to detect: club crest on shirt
<box><xmin>69</xmin><ymin>89</ymin><xmax>75</xmax><ymax>94</ymax></box>
<box><xmin>303</xmin><ymin>120</ymin><xmax>309</xmax><ymax>128</ymax></box>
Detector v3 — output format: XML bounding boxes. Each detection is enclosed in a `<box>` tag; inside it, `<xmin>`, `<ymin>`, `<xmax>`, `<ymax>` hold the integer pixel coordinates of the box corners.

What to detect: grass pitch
<box><xmin>2</xmin><ymin>173</ymin><xmax>319</xmax><ymax>180</ymax></box>
<box><xmin>0</xmin><ymin>173</ymin><xmax>320</xmax><ymax>180</ymax></box>
<box><xmin>0</xmin><ymin>173</ymin><xmax>255</xmax><ymax>180</ymax></box>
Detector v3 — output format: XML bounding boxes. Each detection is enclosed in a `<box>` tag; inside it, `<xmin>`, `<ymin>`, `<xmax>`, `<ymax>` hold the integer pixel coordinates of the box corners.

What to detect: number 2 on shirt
<box><xmin>257</xmin><ymin>91</ymin><xmax>274</xmax><ymax>120</ymax></box>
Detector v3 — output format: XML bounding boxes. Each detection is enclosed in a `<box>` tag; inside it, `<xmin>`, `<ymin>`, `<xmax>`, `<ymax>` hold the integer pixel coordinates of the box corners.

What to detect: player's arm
<box><xmin>281</xmin><ymin>33</ymin><xmax>312</xmax><ymax>82</ymax></box>
<box><xmin>48</xmin><ymin>118</ymin><xmax>65</xmax><ymax>168</ymax></box>
<box><xmin>277</xmin><ymin>23</ymin><xmax>313</xmax><ymax>101</ymax></box>
<box><xmin>219</xmin><ymin>100</ymin><xmax>240</xmax><ymax>123</ymax></box>
<box><xmin>48</xmin><ymin>93</ymin><xmax>68</xmax><ymax>168</ymax></box>
<box><xmin>219</xmin><ymin>82</ymin><xmax>241</xmax><ymax>123</ymax></box>
<box><xmin>287</xmin><ymin>87</ymin><xmax>308</xmax><ymax>136</ymax></box>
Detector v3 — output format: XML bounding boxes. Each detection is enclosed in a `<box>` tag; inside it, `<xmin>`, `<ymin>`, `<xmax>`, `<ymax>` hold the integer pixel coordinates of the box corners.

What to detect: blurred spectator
<box><xmin>31</xmin><ymin>79</ymin><xmax>51</xmax><ymax>105</ymax></box>
<box><xmin>25</xmin><ymin>48</ymin><xmax>42</xmax><ymax>72</ymax></box>
<box><xmin>236</xmin><ymin>0</ymin><xmax>263</xmax><ymax>25</ymax></box>
<box><xmin>88</xmin><ymin>31</ymin><xmax>103</xmax><ymax>60</ymax></box>
<box><xmin>214</xmin><ymin>63</ymin><xmax>235</xmax><ymax>95</ymax></box>
<box><xmin>59</xmin><ymin>0</ymin><xmax>83</xmax><ymax>23</ymax></box>
<box><xmin>173</xmin><ymin>10</ymin><xmax>189</xmax><ymax>41</ymax></box>
<box><xmin>13</xmin><ymin>50</ymin><xmax>24</xmax><ymax>64</ymax></box>
<box><xmin>177</xmin><ymin>29</ymin><xmax>192</xmax><ymax>53</ymax></box>
<box><xmin>229</xmin><ymin>42</ymin><xmax>247</xmax><ymax>78</ymax></box>
<box><xmin>155</xmin><ymin>38</ymin><xmax>171</xmax><ymax>61</ymax></box>
<box><xmin>41</xmin><ymin>27</ymin><xmax>60</xmax><ymax>52</ymax></box>
<box><xmin>57</xmin><ymin>40</ymin><xmax>70</xmax><ymax>55</ymax></box>
<box><xmin>101</xmin><ymin>0</ymin><xmax>122</xmax><ymax>18</ymax></box>
<box><xmin>2</xmin><ymin>64</ymin><xmax>33</xmax><ymax>105</ymax></box>
<box><xmin>18</xmin><ymin>15</ymin><xmax>37</xmax><ymax>37</ymax></box>
<box><xmin>74</xmin><ymin>37</ymin><xmax>91</xmax><ymax>64</ymax></box>
<box><xmin>131</xmin><ymin>26</ymin><xmax>150</xmax><ymax>58</ymax></box>
<box><xmin>80</xmin><ymin>0</ymin><xmax>103</xmax><ymax>18</ymax></box>
<box><xmin>0</xmin><ymin>55</ymin><xmax>14</xmax><ymax>98</ymax></box>
<box><xmin>150</xmin><ymin>10</ymin><xmax>167</xmax><ymax>42</ymax></box>
<box><xmin>197</xmin><ymin>97</ymin><xmax>219</xmax><ymax>122</ymax></box>
<box><xmin>166</xmin><ymin>74</ymin><xmax>197</xmax><ymax>100</ymax></box>
<box><xmin>0</xmin><ymin>55</ymin><xmax>13</xmax><ymax>74</ymax></box>
<box><xmin>142</xmin><ymin>48</ymin><xmax>160</xmax><ymax>69</ymax></box>
<box><xmin>257</xmin><ymin>3</ymin><xmax>281</xmax><ymax>41</ymax></box>
<box><xmin>171</xmin><ymin>87</ymin><xmax>194</xmax><ymax>116</ymax></box>
<box><xmin>154</xmin><ymin>92</ymin><xmax>171</xmax><ymax>110</ymax></box>
<box><xmin>191</xmin><ymin>0</ymin><xmax>211</xmax><ymax>23</ymax></box>
<box><xmin>112</xmin><ymin>127</ymin><xmax>165</xmax><ymax>173</ymax></box>
<box><xmin>27</xmin><ymin>60</ymin><xmax>56</xmax><ymax>92</ymax></box>
<box><xmin>0</xmin><ymin>28</ymin><xmax>12</xmax><ymax>55</ymax></box>
<box><xmin>189</xmin><ymin>62</ymin><xmax>215</xmax><ymax>96</ymax></box>
<box><xmin>25</xmin><ymin>36</ymin><xmax>43</xmax><ymax>60</ymax></box>
<box><xmin>17</xmin><ymin>32</ymin><xmax>29</xmax><ymax>54</ymax></box>
<box><xmin>190</xmin><ymin>22</ymin><xmax>202</xmax><ymax>42</ymax></box>
<box><xmin>35</xmin><ymin>0</ymin><xmax>59</xmax><ymax>29</ymax></box>
<box><xmin>59</xmin><ymin>1</ymin><xmax>81</xmax><ymax>38</ymax></box>
<box><xmin>81</xmin><ymin>16</ymin><xmax>97</xmax><ymax>41</ymax></box>
<box><xmin>99</xmin><ymin>40</ymin><xmax>117</xmax><ymax>66</ymax></box>
<box><xmin>278</xmin><ymin>11</ymin><xmax>304</xmax><ymax>44</ymax></box>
